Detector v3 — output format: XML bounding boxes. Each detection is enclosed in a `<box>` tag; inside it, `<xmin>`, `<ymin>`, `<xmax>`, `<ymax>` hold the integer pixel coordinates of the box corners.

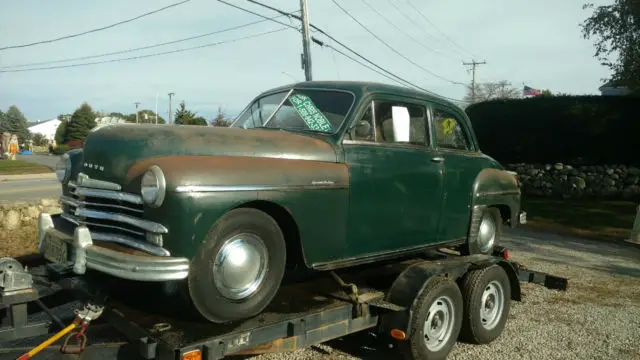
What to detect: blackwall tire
<box><xmin>399</xmin><ymin>277</ymin><xmax>463</xmax><ymax>360</ymax></box>
<box><xmin>188</xmin><ymin>208</ymin><xmax>286</xmax><ymax>323</ymax></box>
<box><xmin>459</xmin><ymin>265</ymin><xmax>511</xmax><ymax>344</ymax></box>
<box><xmin>465</xmin><ymin>207</ymin><xmax>502</xmax><ymax>255</ymax></box>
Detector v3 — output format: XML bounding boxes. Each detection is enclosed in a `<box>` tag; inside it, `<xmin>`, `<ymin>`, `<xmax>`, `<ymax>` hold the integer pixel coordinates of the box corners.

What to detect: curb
<box><xmin>0</xmin><ymin>173</ymin><xmax>57</xmax><ymax>181</ymax></box>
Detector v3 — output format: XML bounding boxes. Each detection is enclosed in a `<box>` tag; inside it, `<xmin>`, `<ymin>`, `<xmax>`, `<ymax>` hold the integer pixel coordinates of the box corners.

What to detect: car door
<box><xmin>429</xmin><ymin>102</ymin><xmax>486</xmax><ymax>242</ymax></box>
<box><xmin>342</xmin><ymin>95</ymin><xmax>445</xmax><ymax>258</ymax></box>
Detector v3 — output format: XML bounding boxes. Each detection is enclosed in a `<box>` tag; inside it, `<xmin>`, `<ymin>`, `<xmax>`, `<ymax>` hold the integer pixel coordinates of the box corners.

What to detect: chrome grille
<box><xmin>60</xmin><ymin>173</ymin><xmax>169</xmax><ymax>256</ymax></box>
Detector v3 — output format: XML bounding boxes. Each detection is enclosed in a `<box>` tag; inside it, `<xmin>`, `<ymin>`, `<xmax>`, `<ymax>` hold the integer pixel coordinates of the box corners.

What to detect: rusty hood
<box><xmin>80</xmin><ymin>124</ymin><xmax>338</xmax><ymax>183</ymax></box>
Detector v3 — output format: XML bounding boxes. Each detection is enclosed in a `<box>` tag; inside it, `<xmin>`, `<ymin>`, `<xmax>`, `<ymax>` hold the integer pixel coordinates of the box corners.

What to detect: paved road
<box><xmin>16</xmin><ymin>154</ymin><xmax>61</xmax><ymax>169</ymax></box>
<box><xmin>0</xmin><ymin>177</ymin><xmax>61</xmax><ymax>203</ymax></box>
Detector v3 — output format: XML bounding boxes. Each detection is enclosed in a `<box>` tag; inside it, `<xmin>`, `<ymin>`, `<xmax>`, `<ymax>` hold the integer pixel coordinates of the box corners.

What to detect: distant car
<box><xmin>39</xmin><ymin>81</ymin><xmax>525</xmax><ymax>323</ymax></box>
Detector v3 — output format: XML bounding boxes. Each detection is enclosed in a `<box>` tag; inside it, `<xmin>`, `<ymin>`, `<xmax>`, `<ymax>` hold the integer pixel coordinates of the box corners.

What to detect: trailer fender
<box><xmin>379</xmin><ymin>256</ymin><xmax>520</xmax><ymax>339</ymax></box>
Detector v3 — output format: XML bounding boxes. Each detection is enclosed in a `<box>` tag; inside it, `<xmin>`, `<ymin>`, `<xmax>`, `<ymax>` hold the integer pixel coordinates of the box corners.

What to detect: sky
<box><xmin>0</xmin><ymin>0</ymin><xmax>613</xmax><ymax>122</ymax></box>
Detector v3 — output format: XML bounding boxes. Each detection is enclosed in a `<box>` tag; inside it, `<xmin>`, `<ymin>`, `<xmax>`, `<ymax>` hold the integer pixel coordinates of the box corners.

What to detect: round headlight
<box><xmin>141</xmin><ymin>165</ymin><xmax>166</xmax><ymax>208</ymax></box>
<box><xmin>55</xmin><ymin>153</ymin><xmax>71</xmax><ymax>183</ymax></box>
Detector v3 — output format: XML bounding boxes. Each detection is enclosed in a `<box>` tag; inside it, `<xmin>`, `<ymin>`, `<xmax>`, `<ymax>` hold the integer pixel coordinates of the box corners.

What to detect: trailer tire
<box><xmin>187</xmin><ymin>208</ymin><xmax>286</xmax><ymax>323</ymax></box>
<box><xmin>399</xmin><ymin>277</ymin><xmax>463</xmax><ymax>360</ymax></box>
<box><xmin>459</xmin><ymin>264</ymin><xmax>511</xmax><ymax>344</ymax></box>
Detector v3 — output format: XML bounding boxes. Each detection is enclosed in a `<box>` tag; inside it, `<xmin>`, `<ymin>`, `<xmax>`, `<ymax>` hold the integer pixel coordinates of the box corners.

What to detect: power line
<box><xmin>384</xmin><ymin>0</ymin><xmax>463</xmax><ymax>61</ymax></box>
<box><xmin>404</xmin><ymin>0</ymin><xmax>477</xmax><ymax>59</ymax></box>
<box><xmin>240</xmin><ymin>0</ymin><xmax>467</xmax><ymax>103</ymax></box>
<box><xmin>330</xmin><ymin>0</ymin><xmax>466</xmax><ymax>86</ymax></box>
<box><xmin>0</xmin><ymin>0</ymin><xmax>192</xmax><ymax>51</ymax></box>
<box><xmin>0</xmin><ymin>28</ymin><xmax>290</xmax><ymax>73</ymax></box>
<box><xmin>361</xmin><ymin>0</ymin><xmax>459</xmax><ymax>62</ymax></box>
<box><xmin>1</xmin><ymin>12</ymin><xmax>299</xmax><ymax>69</ymax></box>
<box><xmin>217</xmin><ymin>0</ymin><xmax>301</xmax><ymax>32</ymax></box>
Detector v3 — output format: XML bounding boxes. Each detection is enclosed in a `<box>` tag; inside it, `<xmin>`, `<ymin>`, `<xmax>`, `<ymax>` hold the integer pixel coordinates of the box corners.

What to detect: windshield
<box><xmin>232</xmin><ymin>89</ymin><xmax>355</xmax><ymax>134</ymax></box>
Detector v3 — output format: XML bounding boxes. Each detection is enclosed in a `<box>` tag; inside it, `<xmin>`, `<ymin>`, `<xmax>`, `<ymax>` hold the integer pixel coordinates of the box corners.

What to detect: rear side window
<box><xmin>432</xmin><ymin>107</ymin><xmax>471</xmax><ymax>151</ymax></box>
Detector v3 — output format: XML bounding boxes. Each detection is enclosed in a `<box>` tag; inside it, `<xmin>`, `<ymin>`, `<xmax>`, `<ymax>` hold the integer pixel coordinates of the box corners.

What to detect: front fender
<box><xmin>126</xmin><ymin>156</ymin><xmax>350</xmax><ymax>262</ymax></box>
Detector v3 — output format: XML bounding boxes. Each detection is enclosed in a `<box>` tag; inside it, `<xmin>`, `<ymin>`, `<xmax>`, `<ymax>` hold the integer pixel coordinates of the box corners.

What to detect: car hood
<box><xmin>78</xmin><ymin>124</ymin><xmax>338</xmax><ymax>184</ymax></box>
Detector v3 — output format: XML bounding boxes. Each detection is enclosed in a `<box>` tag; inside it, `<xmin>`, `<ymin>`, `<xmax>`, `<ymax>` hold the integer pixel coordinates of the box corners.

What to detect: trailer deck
<box><xmin>0</xmin><ymin>248</ymin><xmax>568</xmax><ymax>360</ymax></box>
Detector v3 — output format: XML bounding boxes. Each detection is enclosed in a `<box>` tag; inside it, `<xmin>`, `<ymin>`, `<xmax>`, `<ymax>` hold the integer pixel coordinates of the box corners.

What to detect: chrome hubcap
<box><xmin>423</xmin><ymin>296</ymin><xmax>455</xmax><ymax>352</ymax></box>
<box><xmin>480</xmin><ymin>280</ymin><xmax>504</xmax><ymax>330</ymax></box>
<box><xmin>212</xmin><ymin>233</ymin><xmax>268</xmax><ymax>300</ymax></box>
<box><xmin>477</xmin><ymin>214</ymin><xmax>496</xmax><ymax>252</ymax></box>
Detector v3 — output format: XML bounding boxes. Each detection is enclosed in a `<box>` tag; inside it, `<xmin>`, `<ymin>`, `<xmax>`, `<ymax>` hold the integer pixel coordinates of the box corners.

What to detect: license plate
<box><xmin>42</xmin><ymin>234</ymin><xmax>69</xmax><ymax>266</ymax></box>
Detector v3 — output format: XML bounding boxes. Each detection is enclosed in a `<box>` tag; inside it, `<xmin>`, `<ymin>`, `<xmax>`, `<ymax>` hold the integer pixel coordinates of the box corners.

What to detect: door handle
<box><xmin>431</xmin><ymin>156</ymin><xmax>444</xmax><ymax>163</ymax></box>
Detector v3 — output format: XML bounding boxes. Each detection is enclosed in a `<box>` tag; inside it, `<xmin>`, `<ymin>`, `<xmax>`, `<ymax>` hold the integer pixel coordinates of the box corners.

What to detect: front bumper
<box><xmin>37</xmin><ymin>213</ymin><xmax>190</xmax><ymax>282</ymax></box>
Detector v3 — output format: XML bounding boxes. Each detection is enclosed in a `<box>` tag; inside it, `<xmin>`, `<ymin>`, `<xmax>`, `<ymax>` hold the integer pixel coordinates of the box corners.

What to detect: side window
<box><xmin>374</xmin><ymin>101</ymin><xmax>428</xmax><ymax>146</ymax></box>
<box><xmin>432</xmin><ymin>107</ymin><xmax>471</xmax><ymax>151</ymax></box>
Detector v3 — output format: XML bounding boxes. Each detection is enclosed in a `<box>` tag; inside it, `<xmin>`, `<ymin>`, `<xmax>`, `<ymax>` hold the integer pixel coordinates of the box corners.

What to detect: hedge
<box><xmin>465</xmin><ymin>95</ymin><xmax>640</xmax><ymax>166</ymax></box>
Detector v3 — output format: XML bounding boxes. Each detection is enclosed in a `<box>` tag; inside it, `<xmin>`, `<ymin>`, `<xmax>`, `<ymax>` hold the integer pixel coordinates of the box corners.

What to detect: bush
<box><xmin>465</xmin><ymin>95</ymin><xmax>640</xmax><ymax>165</ymax></box>
<box><xmin>52</xmin><ymin>144</ymin><xmax>71</xmax><ymax>155</ymax></box>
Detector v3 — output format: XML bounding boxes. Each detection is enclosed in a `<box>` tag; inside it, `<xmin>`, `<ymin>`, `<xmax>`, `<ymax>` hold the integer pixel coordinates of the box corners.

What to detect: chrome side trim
<box><xmin>61</xmin><ymin>213</ymin><xmax>145</xmax><ymax>237</ymax></box>
<box><xmin>77</xmin><ymin>173</ymin><xmax>121</xmax><ymax>191</ymax></box>
<box><xmin>61</xmin><ymin>195</ymin><xmax>144</xmax><ymax>214</ymax></box>
<box><xmin>73</xmin><ymin>208</ymin><xmax>168</xmax><ymax>234</ymax></box>
<box><xmin>73</xmin><ymin>187</ymin><xmax>143</xmax><ymax>205</ymax></box>
<box><xmin>174</xmin><ymin>184</ymin><xmax>348</xmax><ymax>193</ymax></box>
<box><xmin>476</xmin><ymin>190</ymin><xmax>520</xmax><ymax>198</ymax></box>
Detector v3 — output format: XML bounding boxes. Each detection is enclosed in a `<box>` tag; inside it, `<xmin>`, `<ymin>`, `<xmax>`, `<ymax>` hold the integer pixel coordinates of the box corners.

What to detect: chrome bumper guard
<box><xmin>37</xmin><ymin>213</ymin><xmax>190</xmax><ymax>282</ymax></box>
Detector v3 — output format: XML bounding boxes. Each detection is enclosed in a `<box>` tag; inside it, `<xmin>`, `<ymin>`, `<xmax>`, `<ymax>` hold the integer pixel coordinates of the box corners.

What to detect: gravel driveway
<box><xmin>1</xmin><ymin>228</ymin><xmax>638</xmax><ymax>360</ymax></box>
<box><xmin>242</xmin><ymin>228</ymin><xmax>640</xmax><ymax>360</ymax></box>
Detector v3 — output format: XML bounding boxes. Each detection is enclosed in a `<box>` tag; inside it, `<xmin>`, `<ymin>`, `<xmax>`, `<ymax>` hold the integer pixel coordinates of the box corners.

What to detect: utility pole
<box><xmin>134</xmin><ymin>102</ymin><xmax>140</xmax><ymax>123</ymax></box>
<box><xmin>168</xmin><ymin>92</ymin><xmax>175</xmax><ymax>124</ymax></box>
<box><xmin>463</xmin><ymin>60</ymin><xmax>486</xmax><ymax>103</ymax></box>
<box><xmin>300</xmin><ymin>0</ymin><xmax>312</xmax><ymax>81</ymax></box>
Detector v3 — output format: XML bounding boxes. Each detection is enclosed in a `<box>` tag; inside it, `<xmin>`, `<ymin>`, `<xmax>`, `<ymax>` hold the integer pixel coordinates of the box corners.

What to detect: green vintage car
<box><xmin>40</xmin><ymin>81</ymin><xmax>525</xmax><ymax>323</ymax></box>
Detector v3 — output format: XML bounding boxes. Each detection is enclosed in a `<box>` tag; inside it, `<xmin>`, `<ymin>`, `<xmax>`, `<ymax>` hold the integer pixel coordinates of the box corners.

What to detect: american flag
<box><xmin>523</xmin><ymin>85</ymin><xmax>542</xmax><ymax>97</ymax></box>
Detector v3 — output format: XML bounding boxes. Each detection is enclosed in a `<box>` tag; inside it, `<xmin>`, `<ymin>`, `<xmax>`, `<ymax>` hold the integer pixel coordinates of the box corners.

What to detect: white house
<box><xmin>95</xmin><ymin>116</ymin><xmax>127</xmax><ymax>125</ymax></box>
<box><xmin>27</xmin><ymin>118</ymin><xmax>61</xmax><ymax>141</ymax></box>
<box><xmin>599</xmin><ymin>81</ymin><xmax>632</xmax><ymax>96</ymax></box>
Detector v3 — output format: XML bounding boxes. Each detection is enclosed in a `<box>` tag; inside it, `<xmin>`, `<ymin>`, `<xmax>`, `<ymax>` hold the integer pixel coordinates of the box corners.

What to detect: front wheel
<box><xmin>463</xmin><ymin>207</ymin><xmax>502</xmax><ymax>255</ymax></box>
<box><xmin>187</xmin><ymin>208</ymin><xmax>287</xmax><ymax>323</ymax></box>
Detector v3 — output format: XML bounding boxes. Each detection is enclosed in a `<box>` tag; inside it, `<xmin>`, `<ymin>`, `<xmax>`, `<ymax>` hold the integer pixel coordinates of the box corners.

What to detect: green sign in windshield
<box><xmin>289</xmin><ymin>94</ymin><xmax>333</xmax><ymax>132</ymax></box>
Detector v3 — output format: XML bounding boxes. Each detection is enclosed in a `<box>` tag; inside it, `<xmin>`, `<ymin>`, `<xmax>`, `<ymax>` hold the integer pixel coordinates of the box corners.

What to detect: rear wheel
<box><xmin>463</xmin><ymin>207</ymin><xmax>502</xmax><ymax>255</ymax></box>
<box><xmin>399</xmin><ymin>277</ymin><xmax>463</xmax><ymax>360</ymax></box>
<box><xmin>459</xmin><ymin>265</ymin><xmax>511</xmax><ymax>344</ymax></box>
<box><xmin>187</xmin><ymin>208</ymin><xmax>286</xmax><ymax>323</ymax></box>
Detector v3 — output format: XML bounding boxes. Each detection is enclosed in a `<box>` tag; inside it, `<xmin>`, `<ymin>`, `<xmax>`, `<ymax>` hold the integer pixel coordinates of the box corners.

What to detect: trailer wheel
<box><xmin>459</xmin><ymin>265</ymin><xmax>511</xmax><ymax>344</ymax></box>
<box><xmin>399</xmin><ymin>277</ymin><xmax>463</xmax><ymax>360</ymax></box>
<box><xmin>187</xmin><ymin>208</ymin><xmax>286</xmax><ymax>323</ymax></box>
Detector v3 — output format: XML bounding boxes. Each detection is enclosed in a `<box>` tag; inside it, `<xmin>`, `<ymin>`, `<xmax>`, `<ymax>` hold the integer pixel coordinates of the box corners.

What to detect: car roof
<box><xmin>263</xmin><ymin>80</ymin><xmax>462</xmax><ymax>110</ymax></box>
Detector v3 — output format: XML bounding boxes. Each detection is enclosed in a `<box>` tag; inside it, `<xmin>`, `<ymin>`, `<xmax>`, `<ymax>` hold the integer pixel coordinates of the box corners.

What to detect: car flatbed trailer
<box><xmin>0</xmin><ymin>247</ymin><xmax>568</xmax><ymax>360</ymax></box>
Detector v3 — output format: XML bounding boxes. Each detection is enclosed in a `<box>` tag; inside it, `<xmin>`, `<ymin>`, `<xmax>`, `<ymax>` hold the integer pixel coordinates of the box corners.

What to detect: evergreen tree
<box><xmin>0</xmin><ymin>105</ymin><xmax>31</xmax><ymax>143</ymax></box>
<box><xmin>65</xmin><ymin>102</ymin><xmax>96</xmax><ymax>141</ymax></box>
<box><xmin>173</xmin><ymin>101</ymin><xmax>202</xmax><ymax>125</ymax></box>
<box><xmin>55</xmin><ymin>119</ymin><xmax>68</xmax><ymax>144</ymax></box>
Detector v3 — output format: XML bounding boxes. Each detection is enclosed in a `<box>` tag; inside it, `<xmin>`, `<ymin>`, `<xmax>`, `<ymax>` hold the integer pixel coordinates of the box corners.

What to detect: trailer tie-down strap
<box><xmin>15</xmin><ymin>302</ymin><xmax>104</xmax><ymax>360</ymax></box>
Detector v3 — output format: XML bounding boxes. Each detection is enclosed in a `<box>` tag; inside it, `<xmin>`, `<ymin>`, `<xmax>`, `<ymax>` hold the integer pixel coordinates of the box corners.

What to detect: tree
<box><xmin>65</xmin><ymin>102</ymin><xmax>97</xmax><ymax>141</ymax></box>
<box><xmin>55</xmin><ymin>119</ymin><xmax>68</xmax><ymax>144</ymax></box>
<box><xmin>0</xmin><ymin>105</ymin><xmax>31</xmax><ymax>143</ymax></box>
<box><xmin>211</xmin><ymin>107</ymin><xmax>232</xmax><ymax>127</ymax></box>
<box><xmin>463</xmin><ymin>81</ymin><xmax>521</xmax><ymax>104</ymax></box>
<box><xmin>124</xmin><ymin>109</ymin><xmax>166</xmax><ymax>124</ymax></box>
<box><xmin>174</xmin><ymin>101</ymin><xmax>207</xmax><ymax>125</ymax></box>
<box><xmin>32</xmin><ymin>133</ymin><xmax>48</xmax><ymax>146</ymax></box>
<box><xmin>581</xmin><ymin>1</ymin><xmax>640</xmax><ymax>92</ymax></box>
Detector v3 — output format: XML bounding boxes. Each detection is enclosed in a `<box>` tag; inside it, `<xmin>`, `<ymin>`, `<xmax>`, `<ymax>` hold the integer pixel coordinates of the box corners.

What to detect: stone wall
<box><xmin>507</xmin><ymin>163</ymin><xmax>640</xmax><ymax>200</ymax></box>
<box><xmin>0</xmin><ymin>199</ymin><xmax>61</xmax><ymax>230</ymax></box>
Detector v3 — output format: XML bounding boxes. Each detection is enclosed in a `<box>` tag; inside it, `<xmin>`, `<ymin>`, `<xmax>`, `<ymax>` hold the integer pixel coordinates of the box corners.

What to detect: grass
<box><xmin>0</xmin><ymin>159</ymin><xmax>52</xmax><ymax>175</ymax></box>
<box><xmin>0</xmin><ymin>225</ymin><xmax>38</xmax><ymax>258</ymax></box>
<box><xmin>522</xmin><ymin>198</ymin><xmax>638</xmax><ymax>242</ymax></box>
